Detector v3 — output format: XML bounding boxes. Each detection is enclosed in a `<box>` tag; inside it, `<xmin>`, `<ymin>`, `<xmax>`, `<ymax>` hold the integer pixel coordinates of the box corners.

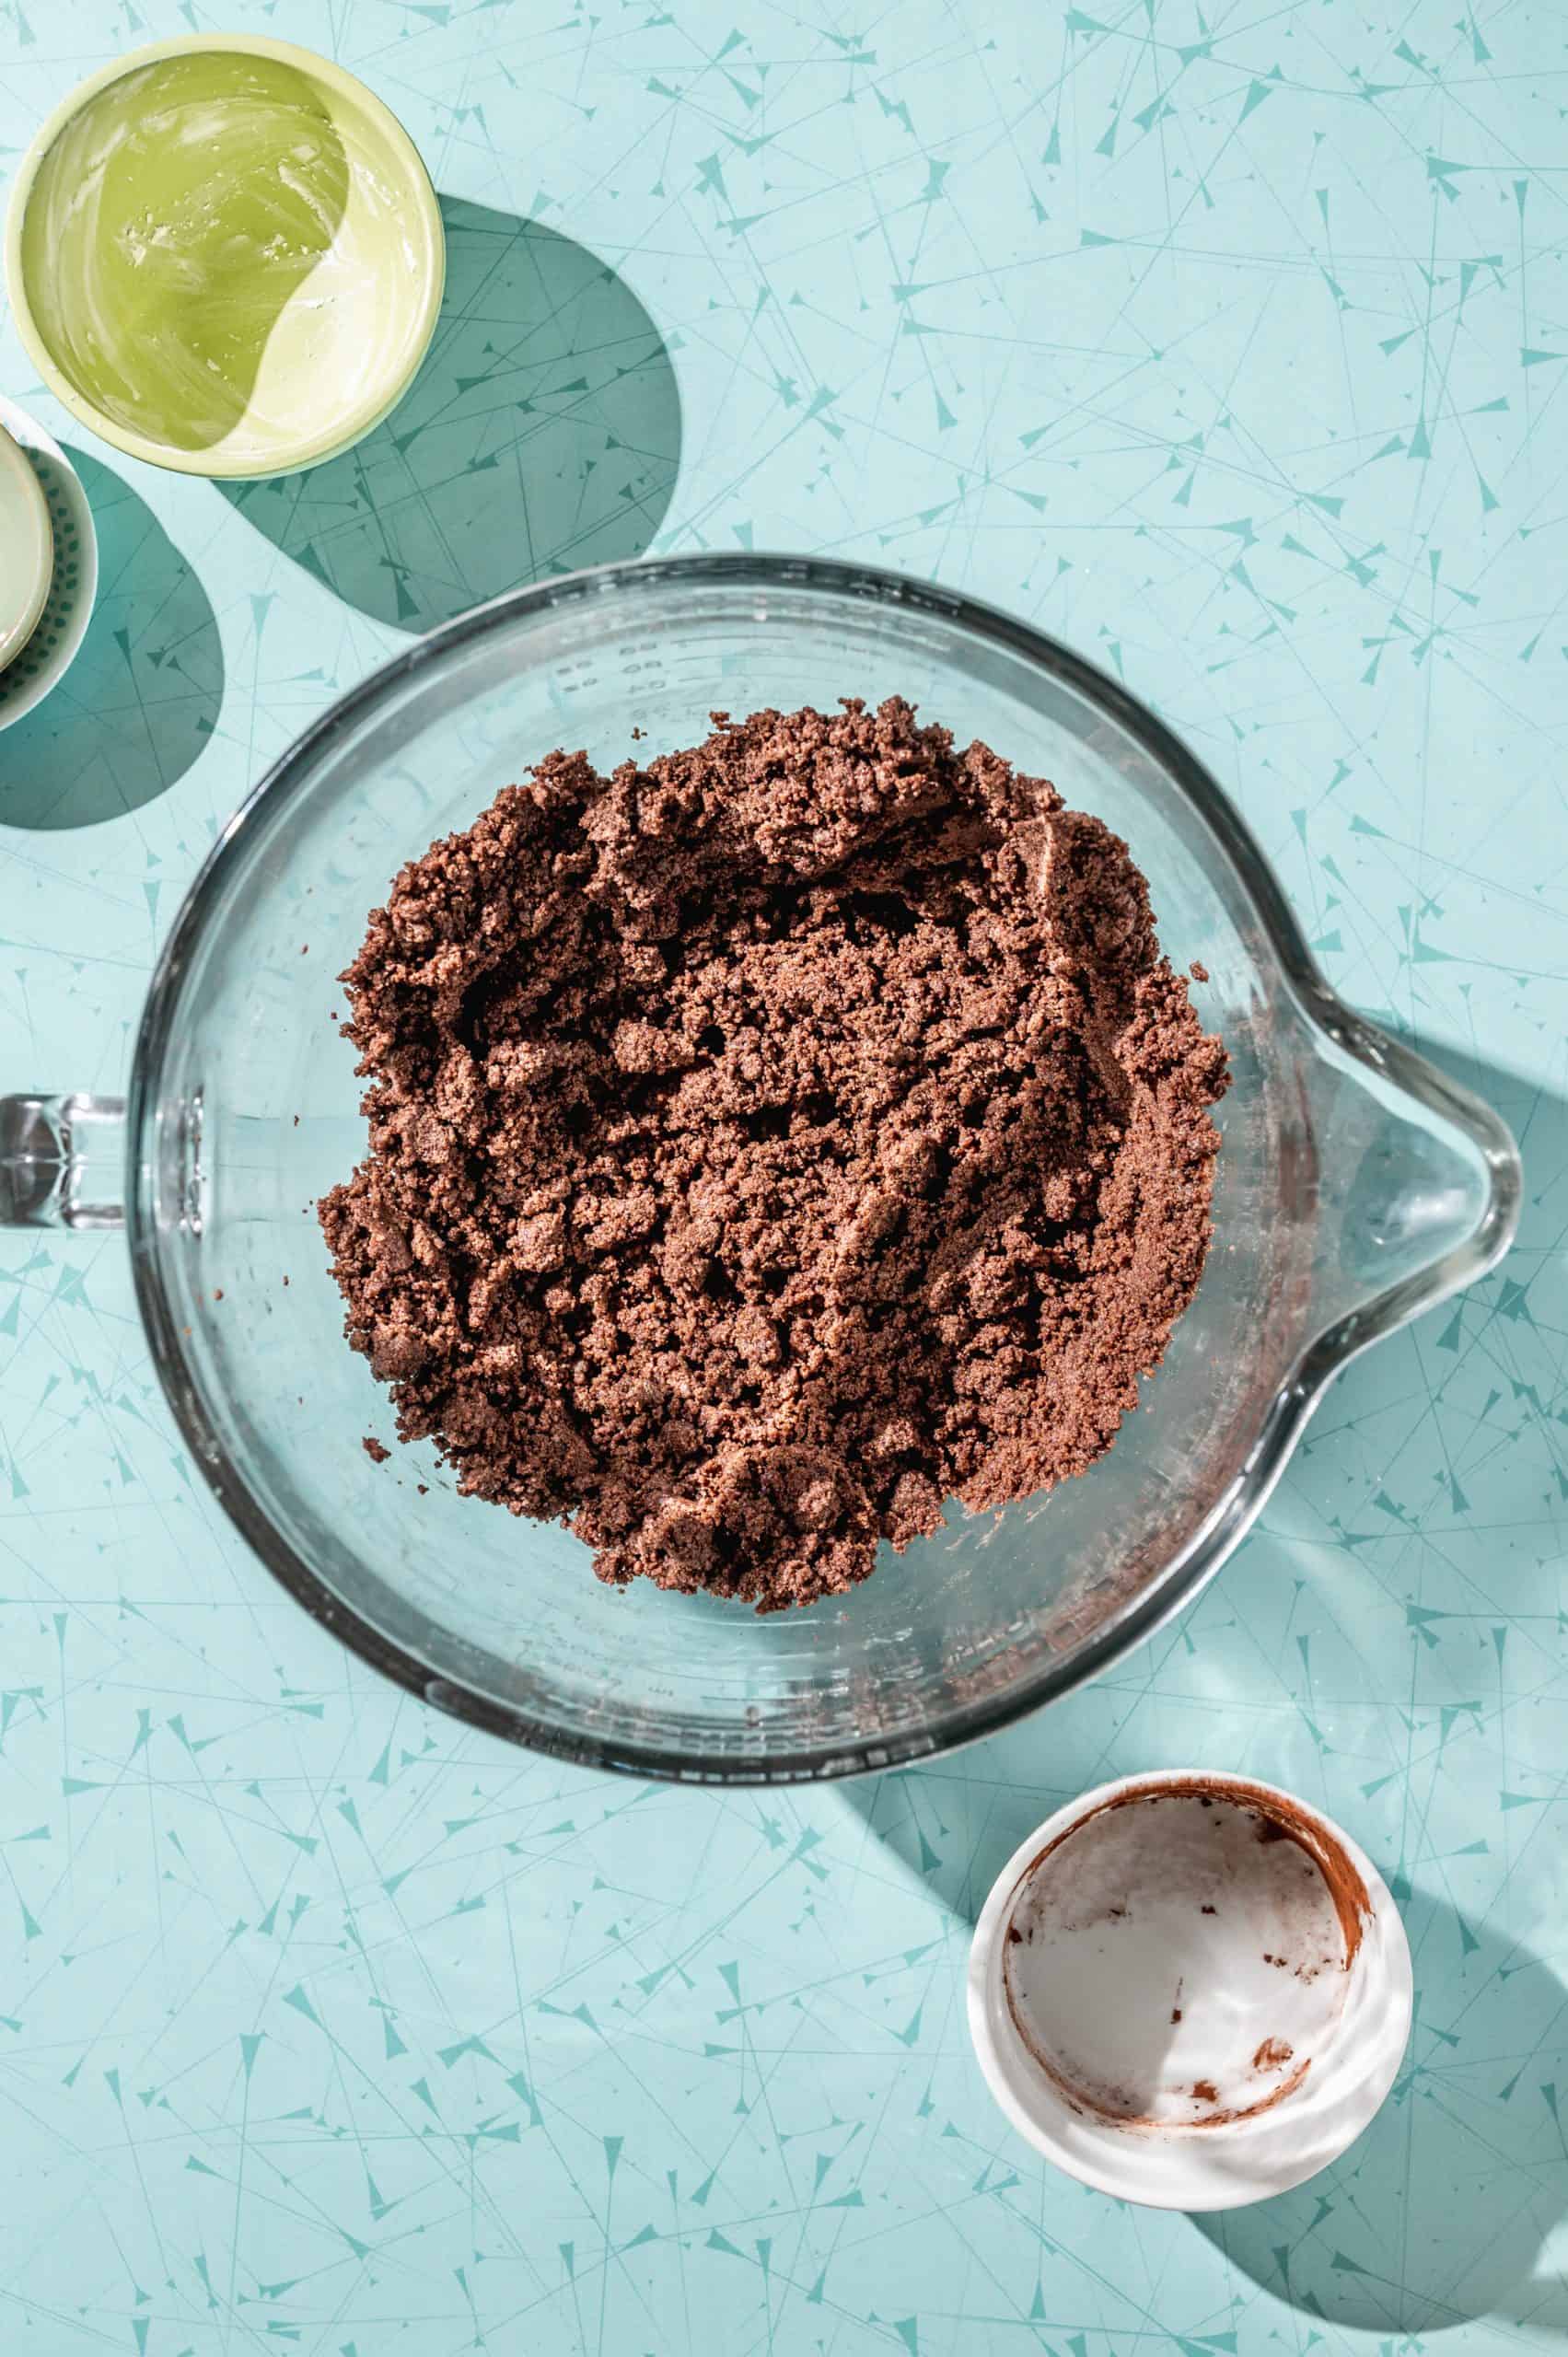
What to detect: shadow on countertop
<box><xmin>219</xmin><ymin>196</ymin><xmax>682</xmax><ymax>633</ymax></box>
<box><xmin>839</xmin><ymin>1035</ymin><xmax>1564</xmax><ymax>2335</ymax></box>
<box><xmin>1</xmin><ymin>200</ymin><xmax>679</xmax><ymax>829</ymax></box>
<box><xmin>0</xmin><ymin>445</ymin><xmax>224</xmax><ymax>830</ymax></box>
<box><xmin>1187</xmin><ymin>1040</ymin><xmax>1568</xmax><ymax>2336</ymax></box>
<box><xmin>1191</xmin><ymin>1892</ymin><xmax>1568</xmax><ymax>2338</ymax></box>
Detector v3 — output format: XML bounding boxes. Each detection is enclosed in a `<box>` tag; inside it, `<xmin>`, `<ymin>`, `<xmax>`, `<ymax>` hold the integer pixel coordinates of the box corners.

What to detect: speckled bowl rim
<box><xmin>2</xmin><ymin>33</ymin><xmax>447</xmax><ymax>481</ymax></box>
<box><xmin>0</xmin><ymin>423</ymin><xmax>53</xmax><ymax>668</ymax></box>
<box><xmin>0</xmin><ymin>394</ymin><xmax>99</xmax><ymax>732</ymax></box>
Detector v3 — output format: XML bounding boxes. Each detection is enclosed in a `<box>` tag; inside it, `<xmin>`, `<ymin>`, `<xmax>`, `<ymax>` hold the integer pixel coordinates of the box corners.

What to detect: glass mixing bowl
<box><xmin>0</xmin><ymin>557</ymin><xmax>1521</xmax><ymax>1781</ymax></box>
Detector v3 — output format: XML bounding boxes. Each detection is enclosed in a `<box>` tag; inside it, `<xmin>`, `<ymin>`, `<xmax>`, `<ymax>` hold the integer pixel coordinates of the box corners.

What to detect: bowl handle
<box><xmin>0</xmin><ymin>1093</ymin><xmax>124</xmax><ymax>1229</ymax></box>
<box><xmin>1295</xmin><ymin>1019</ymin><xmax>1521</xmax><ymax>1373</ymax></box>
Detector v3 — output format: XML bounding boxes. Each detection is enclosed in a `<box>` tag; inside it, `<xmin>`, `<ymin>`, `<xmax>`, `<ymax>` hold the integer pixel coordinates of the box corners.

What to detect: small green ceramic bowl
<box><xmin>4</xmin><ymin>35</ymin><xmax>446</xmax><ymax>480</ymax></box>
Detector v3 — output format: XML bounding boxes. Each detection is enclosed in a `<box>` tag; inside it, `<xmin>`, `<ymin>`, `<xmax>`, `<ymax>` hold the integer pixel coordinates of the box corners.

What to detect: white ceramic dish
<box><xmin>0</xmin><ymin>421</ymin><xmax>52</xmax><ymax>671</ymax></box>
<box><xmin>0</xmin><ymin>396</ymin><xmax>98</xmax><ymax>732</ymax></box>
<box><xmin>968</xmin><ymin>1771</ymin><xmax>1412</xmax><ymax>2210</ymax></box>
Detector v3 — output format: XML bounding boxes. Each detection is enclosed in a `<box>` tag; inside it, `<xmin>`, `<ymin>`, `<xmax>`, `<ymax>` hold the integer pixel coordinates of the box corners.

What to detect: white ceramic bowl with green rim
<box><xmin>0</xmin><ymin>423</ymin><xmax>53</xmax><ymax>674</ymax></box>
<box><xmin>3</xmin><ymin>35</ymin><xmax>446</xmax><ymax>480</ymax></box>
<box><xmin>0</xmin><ymin>395</ymin><xmax>98</xmax><ymax>733</ymax></box>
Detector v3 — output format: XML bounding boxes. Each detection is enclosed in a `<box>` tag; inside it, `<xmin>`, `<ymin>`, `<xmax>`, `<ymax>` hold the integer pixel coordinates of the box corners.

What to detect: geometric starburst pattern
<box><xmin>1</xmin><ymin>2</ymin><xmax>1563</xmax><ymax>2348</ymax></box>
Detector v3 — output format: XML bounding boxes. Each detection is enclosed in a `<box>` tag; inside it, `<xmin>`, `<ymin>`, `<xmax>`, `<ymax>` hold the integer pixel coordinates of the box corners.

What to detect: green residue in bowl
<box><xmin>21</xmin><ymin>52</ymin><xmax>395</xmax><ymax>458</ymax></box>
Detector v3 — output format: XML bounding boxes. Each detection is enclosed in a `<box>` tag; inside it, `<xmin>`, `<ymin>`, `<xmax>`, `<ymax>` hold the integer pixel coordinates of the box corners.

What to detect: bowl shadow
<box><xmin>1191</xmin><ymin>1893</ymin><xmax>1568</xmax><ymax>2336</ymax></box>
<box><xmin>0</xmin><ymin>446</ymin><xmax>223</xmax><ymax>830</ymax></box>
<box><xmin>845</xmin><ymin>1805</ymin><xmax>1566</xmax><ymax>2333</ymax></box>
<box><xmin>218</xmin><ymin>196</ymin><xmax>682</xmax><ymax>632</ymax></box>
<box><xmin>837</xmin><ymin>1035</ymin><xmax>1562</xmax><ymax>2327</ymax></box>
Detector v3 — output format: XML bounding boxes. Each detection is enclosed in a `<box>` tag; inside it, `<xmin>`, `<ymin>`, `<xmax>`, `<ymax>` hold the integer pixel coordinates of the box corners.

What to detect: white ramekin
<box><xmin>967</xmin><ymin>1770</ymin><xmax>1412</xmax><ymax>2210</ymax></box>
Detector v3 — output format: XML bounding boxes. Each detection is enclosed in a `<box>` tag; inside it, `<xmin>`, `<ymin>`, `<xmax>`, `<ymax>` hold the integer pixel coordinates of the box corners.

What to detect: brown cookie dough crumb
<box><xmin>320</xmin><ymin>699</ymin><xmax>1226</xmax><ymax>1610</ymax></box>
<box><xmin>363</xmin><ymin>1434</ymin><xmax>390</xmax><ymax>1464</ymax></box>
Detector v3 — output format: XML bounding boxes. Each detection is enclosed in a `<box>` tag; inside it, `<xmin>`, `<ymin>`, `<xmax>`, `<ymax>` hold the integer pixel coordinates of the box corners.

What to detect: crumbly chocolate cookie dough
<box><xmin>320</xmin><ymin>700</ymin><xmax>1227</xmax><ymax>1610</ymax></box>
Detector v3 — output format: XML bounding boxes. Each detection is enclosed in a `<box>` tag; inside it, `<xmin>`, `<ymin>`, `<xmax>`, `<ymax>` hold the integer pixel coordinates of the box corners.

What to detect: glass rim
<box><xmin>124</xmin><ymin>552</ymin><xmax>1523</xmax><ymax>1782</ymax></box>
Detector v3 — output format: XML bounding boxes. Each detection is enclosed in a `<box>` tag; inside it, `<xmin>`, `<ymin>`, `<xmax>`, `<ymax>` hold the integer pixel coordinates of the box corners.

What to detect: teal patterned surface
<box><xmin>1</xmin><ymin>2</ymin><xmax>1565</xmax><ymax>2349</ymax></box>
